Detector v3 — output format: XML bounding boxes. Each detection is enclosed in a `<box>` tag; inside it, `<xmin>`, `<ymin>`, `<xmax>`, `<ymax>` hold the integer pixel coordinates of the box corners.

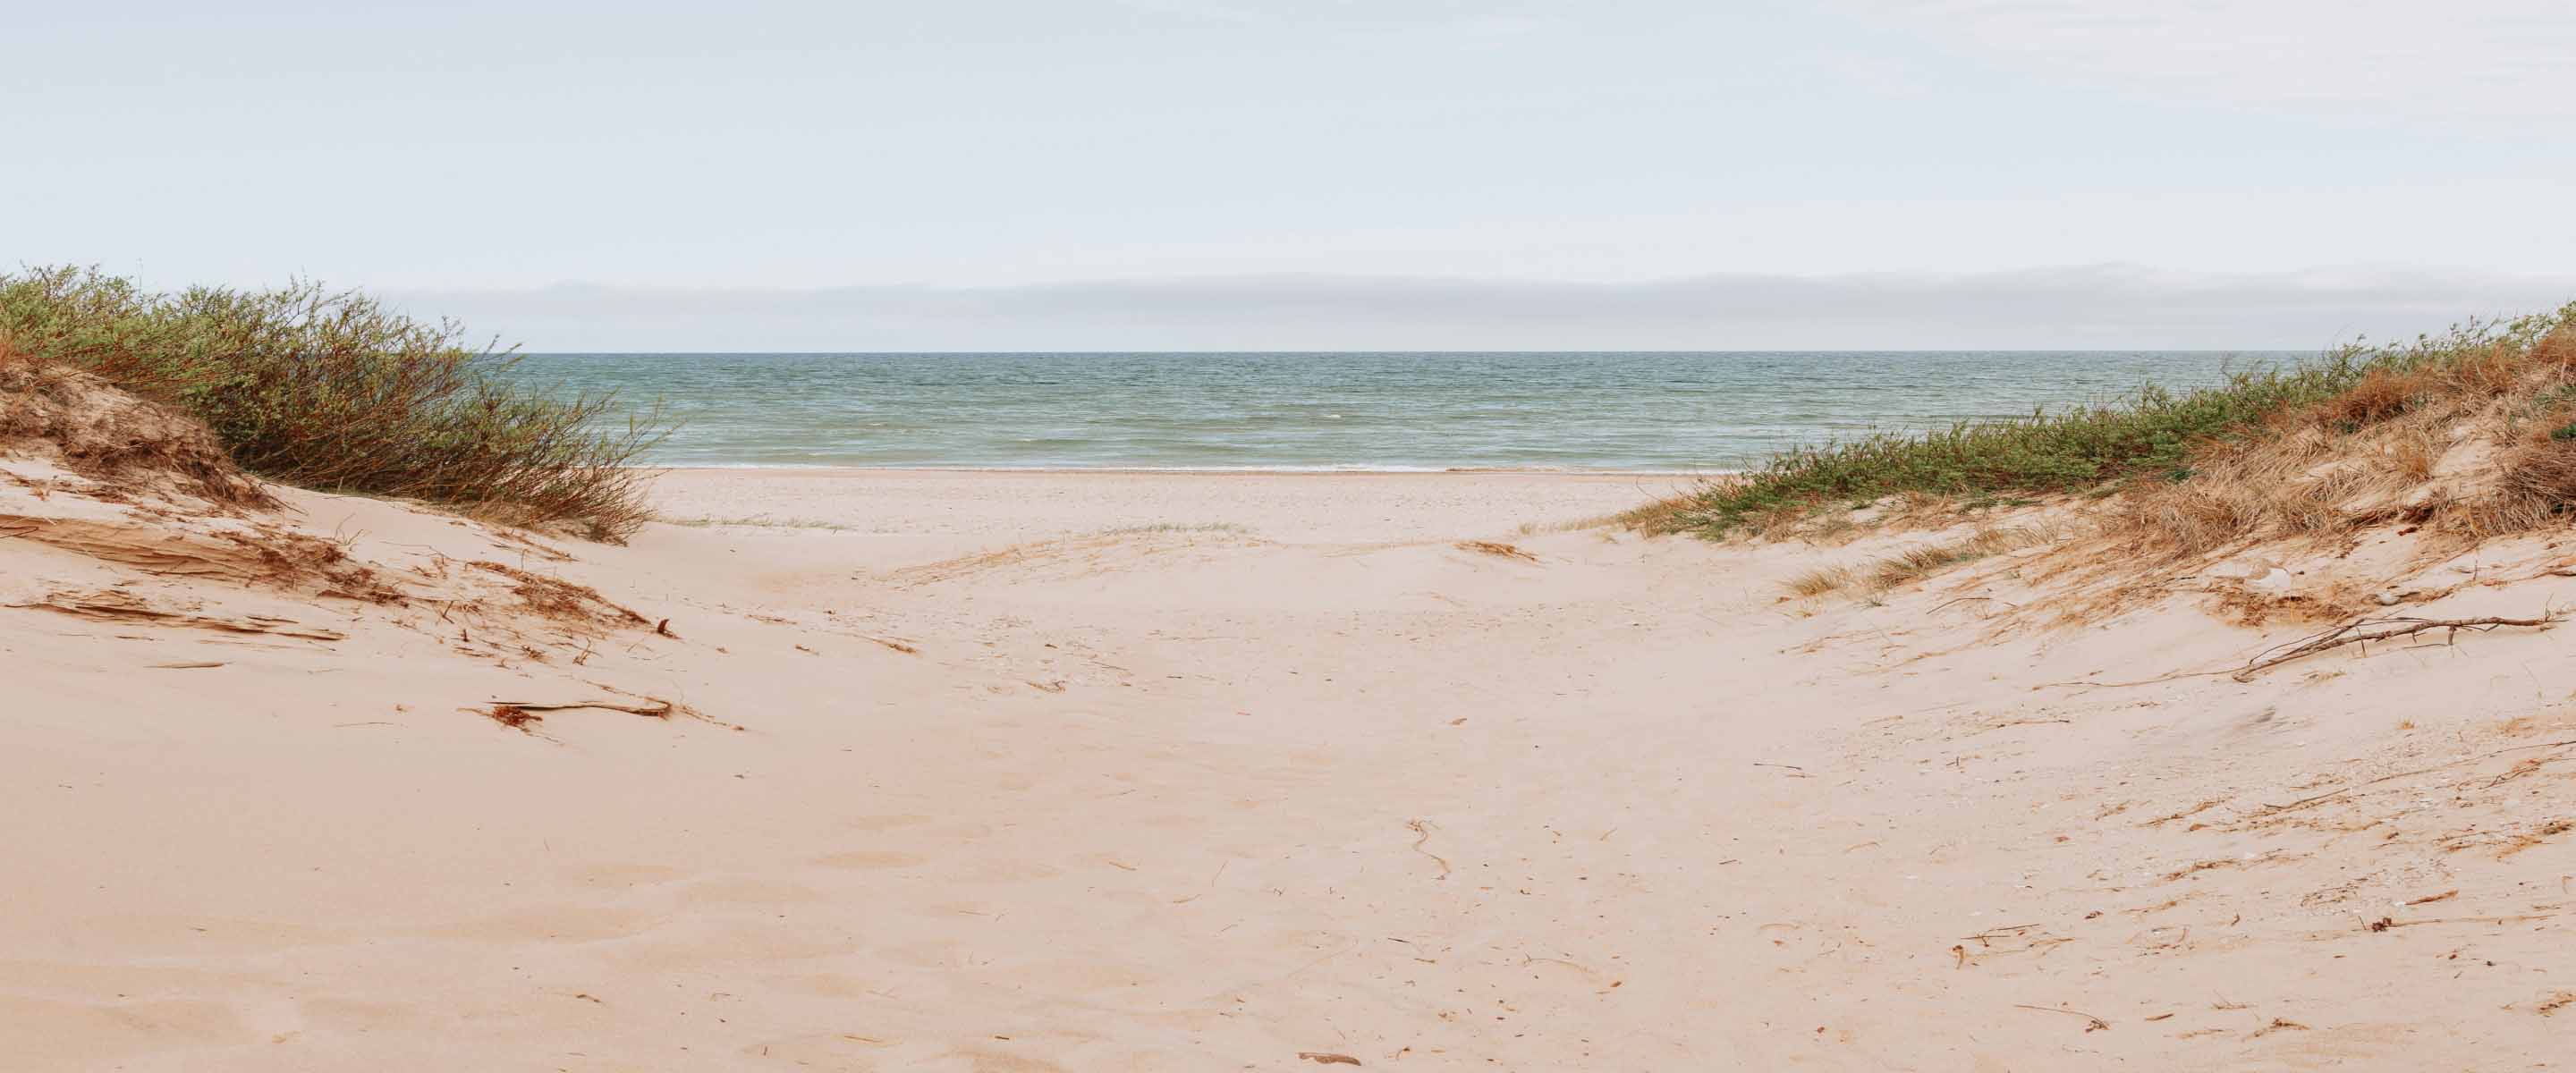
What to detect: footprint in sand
<box><xmin>816</xmin><ymin>849</ymin><xmax>929</xmax><ymax>869</ymax></box>
<box><xmin>953</xmin><ymin>858</ymin><xmax>1061</xmax><ymax>883</ymax></box>
<box><xmin>568</xmin><ymin>862</ymin><xmax>691</xmax><ymax>887</ymax></box>
<box><xmin>674</xmin><ymin>876</ymin><xmax>826</xmax><ymax>907</ymax></box>
<box><xmin>0</xmin><ymin>995</ymin><xmax>254</xmax><ymax>1064</ymax></box>
<box><xmin>409</xmin><ymin>905</ymin><xmax>660</xmax><ymax>943</ymax></box>
<box><xmin>844</xmin><ymin>813</ymin><xmax>933</xmax><ymax>832</ymax></box>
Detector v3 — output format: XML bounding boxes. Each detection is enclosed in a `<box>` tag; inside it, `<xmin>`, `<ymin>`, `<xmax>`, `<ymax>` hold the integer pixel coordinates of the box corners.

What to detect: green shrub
<box><xmin>0</xmin><ymin>266</ymin><xmax>668</xmax><ymax>540</ymax></box>
<box><xmin>1657</xmin><ymin>304</ymin><xmax>2576</xmax><ymax>536</ymax></box>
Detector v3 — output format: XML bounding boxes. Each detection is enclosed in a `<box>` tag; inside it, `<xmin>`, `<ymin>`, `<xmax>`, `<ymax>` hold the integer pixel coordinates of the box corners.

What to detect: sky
<box><xmin>9</xmin><ymin>0</ymin><xmax>2575</xmax><ymax>350</ymax></box>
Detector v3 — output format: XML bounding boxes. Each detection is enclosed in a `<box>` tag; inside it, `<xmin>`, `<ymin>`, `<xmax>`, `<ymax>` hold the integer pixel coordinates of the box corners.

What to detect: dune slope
<box><xmin>5</xmin><ymin>388</ymin><xmax>2575</xmax><ymax>1070</ymax></box>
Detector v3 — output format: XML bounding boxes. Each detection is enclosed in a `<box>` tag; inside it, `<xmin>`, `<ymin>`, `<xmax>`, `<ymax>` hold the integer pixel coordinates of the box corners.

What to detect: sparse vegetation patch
<box><xmin>0</xmin><ymin>266</ymin><xmax>670</xmax><ymax>539</ymax></box>
<box><xmin>1654</xmin><ymin>304</ymin><xmax>2576</xmax><ymax>544</ymax></box>
<box><xmin>1664</xmin><ymin>303</ymin><xmax>2576</xmax><ymax>569</ymax></box>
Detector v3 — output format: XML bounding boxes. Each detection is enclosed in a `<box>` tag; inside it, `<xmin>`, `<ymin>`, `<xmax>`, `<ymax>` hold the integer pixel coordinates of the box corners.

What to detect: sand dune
<box><xmin>8</xmin><ymin>434</ymin><xmax>2576</xmax><ymax>1068</ymax></box>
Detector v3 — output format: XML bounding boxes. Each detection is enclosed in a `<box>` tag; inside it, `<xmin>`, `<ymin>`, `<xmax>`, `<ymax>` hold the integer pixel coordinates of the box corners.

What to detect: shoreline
<box><xmin>646</xmin><ymin>463</ymin><xmax>1735</xmax><ymax>477</ymax></box>
<box><xmin>644</xmin><ymin>466</ymin><xmax>1699</xmax><ymax>544</ymax></box>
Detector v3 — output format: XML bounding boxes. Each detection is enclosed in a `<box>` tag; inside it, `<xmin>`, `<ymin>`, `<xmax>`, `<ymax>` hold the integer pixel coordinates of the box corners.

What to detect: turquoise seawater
<box><xmin>511</xmin><ymin>351</ymin><xmax>2297</xmax><ymax>471</ymax></box>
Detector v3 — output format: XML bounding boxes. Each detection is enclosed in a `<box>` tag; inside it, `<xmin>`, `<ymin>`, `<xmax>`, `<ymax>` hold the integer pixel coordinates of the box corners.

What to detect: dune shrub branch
<box><xmin>0</xmin><ymin>266</ymin><xmax>669</xmax><ymax>540</ymax></box>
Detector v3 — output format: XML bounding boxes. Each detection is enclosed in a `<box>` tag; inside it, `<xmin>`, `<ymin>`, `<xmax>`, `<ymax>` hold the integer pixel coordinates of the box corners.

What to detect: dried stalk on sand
<box><xmin>2231</xmin><ymin>613</ymin><xmax>2557</xmax><ymax>681</ymax></box>
<box><xmin>2013</xmin><ymin>1003</ymin><xmax>2112</xmax><ymax>1032</ymax></box>
<box><xmin>1405</xmin><ymin>818</ymin><xmax>1452</xmax><ymax>880</ymax></box>
<box><xmin>1454</xmin><ymin>540</ymin><xmax>1538</xmax><ymax>562</ymax></box>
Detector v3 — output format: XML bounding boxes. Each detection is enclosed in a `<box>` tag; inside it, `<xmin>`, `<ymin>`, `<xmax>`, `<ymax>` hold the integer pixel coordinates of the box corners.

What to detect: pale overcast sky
<box><xmin>10</xmin><ymin>0</ymin><xmax>2575</xmax><ymax>349</ymax></box>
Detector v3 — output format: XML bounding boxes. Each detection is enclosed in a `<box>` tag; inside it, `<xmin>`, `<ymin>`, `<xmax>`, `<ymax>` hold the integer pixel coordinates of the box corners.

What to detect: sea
<box><xmin>510</xmin><ymin>351</ymin><xmax>2301</xmax><ymax>472</ymax></box>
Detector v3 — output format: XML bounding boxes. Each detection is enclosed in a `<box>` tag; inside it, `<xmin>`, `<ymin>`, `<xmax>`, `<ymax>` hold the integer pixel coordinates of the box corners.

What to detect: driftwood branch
<box><xmin>487</xmin><ymin>698</ymin><xmax>677</xmax><ymax>718</ymax></box>
<box><xmin>2231</xmin><ymin>614</ymin><xmax>2556</xmax><ymax>682</ymax></box>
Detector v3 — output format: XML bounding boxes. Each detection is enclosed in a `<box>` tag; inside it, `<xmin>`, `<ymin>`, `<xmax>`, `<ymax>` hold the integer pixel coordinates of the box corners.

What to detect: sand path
<box><xmin>6</xmin><ymin>469</ymin><xmax>2573</xmax><ymax>1069</ymax></box>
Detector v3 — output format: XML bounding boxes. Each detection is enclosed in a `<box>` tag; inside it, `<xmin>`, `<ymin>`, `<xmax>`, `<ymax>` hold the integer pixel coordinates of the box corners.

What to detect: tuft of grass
<box><xmin>2101</xmin><ymin>307</ymin><xmax>2576</xmax><ymax>555</ymax></box>
<box><xmin>1610</xmin><ymin>494</ymin><xmax>1699</xmax><ymax>535</ymax></box>
<box><xmin>1662</xmin><ymin>302</ymin><xmax>2576</xmax><ymax>543</ymax></box>
<box><xmin>1783</xmin><ymin>564</ymin><xmax>1854</xmax><ymax>598</ymax></box>
<box><xmin>1869</xmin><ymin>545</ymin><xmax>1960</xmax><ymax>590</ymax></box>
<box><xmin>1782</xmin><ymin>526</ymin><xmax>2055</xmax><ymax>599</ymax></box>
<box><xmin>1865</xmin><ymin>526</ymin><xmax>2054</xmax><ymax>590</ymax></box>
<box><xmin>0</xmin><ymin>266</ymin><xmax>671</xmax><ymax>540</ymax></box>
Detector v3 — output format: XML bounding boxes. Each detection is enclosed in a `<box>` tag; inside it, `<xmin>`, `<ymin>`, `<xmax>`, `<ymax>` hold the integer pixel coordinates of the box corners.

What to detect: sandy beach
<box><xmin>9</xmin><ymin>452</ymin><xmax>2575</xmax><ymax>1071</ymax></box>
<box><xmin>648</xmin><ymin>467</ymin><xmax>1697</xmax><ymax>541</ymax></box>
<box><xmin>20</xmin><ymin>0</ymin><xmax>2576</xmax><ymax>1064</ymax></box>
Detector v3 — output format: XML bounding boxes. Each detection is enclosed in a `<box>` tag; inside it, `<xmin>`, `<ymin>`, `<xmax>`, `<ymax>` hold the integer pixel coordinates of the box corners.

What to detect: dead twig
<box><xmin>1406</xmin><ymin>818</ymin><xmax>1452</xmax><ymax>881</ymax></box>
<box><xmin>2232</xmin><ymin>614</ymin><xmax>2556</xmax><ymax>682</ymax></box>
<box><xmin>2014</xmin><ymin>1003</ymin><xmax>2111</xmax><ymax>1032</ymax></box>
<box><xmin>2251</xmin><ymin>787</ymin><xmax>2349</xmax><ymax>815</ymax></box>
